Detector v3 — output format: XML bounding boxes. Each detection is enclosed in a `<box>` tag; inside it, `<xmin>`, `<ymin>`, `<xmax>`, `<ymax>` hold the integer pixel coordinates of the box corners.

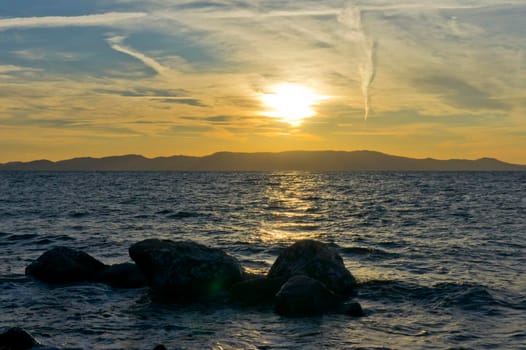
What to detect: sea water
<box><xmin>0</xmin><ymin>171</ymin><xmax>525</xmax><ymax>349</ymax></box>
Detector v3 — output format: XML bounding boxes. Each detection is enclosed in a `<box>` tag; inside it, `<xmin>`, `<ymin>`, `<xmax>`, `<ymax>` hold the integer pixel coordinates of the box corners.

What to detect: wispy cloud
<box><xmin>106</xmin><ymin>36</ymin><xmax>168</xmax><ymax>75</ymax></box>
<box><xmin>338</xmin><ymin>5</ymin><xmax>376</xmax><ymax>120</ymax></box>
<box><xmin>154</xmin><ymin>98</ymin><xmax>206</xmax><ymax>107</ymax></box>
<box><xmin>0</xmin><ymin>65</ymin><xmax>41</xmax><ymax>74</ymax></box>
<box><xmin>1</xmin><ymin>0</ymin><xmax>525</xmax><ymax>163</ymax></box>
<box><xmin>0</xmin><ymin>12</ymin><xmax>146</xmax><ymax>30</ymax></box>
<box><xmin>414</xmin><ymin>76</ymin><xmax>508</xmax><ymax>111</ymax></box>
<box><xmin>95</xmin><ymin>87</ymin><xmax>188</xmax><ymax>97</ymax></box>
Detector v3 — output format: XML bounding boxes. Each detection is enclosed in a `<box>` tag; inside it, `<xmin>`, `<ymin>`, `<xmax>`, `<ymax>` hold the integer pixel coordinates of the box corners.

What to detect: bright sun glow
<box><xmin>261</xmin><ymin>83</ymin><xmax>328</xmax><ymax>126</ymax></box>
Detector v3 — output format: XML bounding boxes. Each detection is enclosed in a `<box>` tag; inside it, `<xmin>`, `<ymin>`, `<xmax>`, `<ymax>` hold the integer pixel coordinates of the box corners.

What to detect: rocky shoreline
<box><xmin>3</xmin><ymin>239</ymin><xmax>364</xmax><ymax>350</ymax></box>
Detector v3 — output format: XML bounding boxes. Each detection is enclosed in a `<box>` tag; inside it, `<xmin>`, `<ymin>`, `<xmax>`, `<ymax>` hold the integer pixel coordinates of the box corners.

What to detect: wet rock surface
<box><xmin>96</xmin><ymin>262</ymin><xmax>147</xmax><ymax>289</ymax></box>
<box><xmin>129</xmin><ymin>239</ymin><xmax>244</xmax><ymax>302</ymax></box>
<box><xmin>268</xmin><ymin>239</ymin><xmax>357</xmax><ymax>296</ymax></box>
<box><xmin>274</xmin><ymin>275</ymin><xmax>343</xmax><ymax>317</ymax></box>
<box><xmin>25</xmin><ymin>247</ymin><xmax>106</xmax><ymax>284</ymax></box>
<box><xmin>0</xmin><ymin>327</ymin><xmax>38</xmax><ymax>350</ymax></box>
<box><xmin>229</xmin><ymin>276</ymin><xmax>285</xmax><ymax>305</ymax></box>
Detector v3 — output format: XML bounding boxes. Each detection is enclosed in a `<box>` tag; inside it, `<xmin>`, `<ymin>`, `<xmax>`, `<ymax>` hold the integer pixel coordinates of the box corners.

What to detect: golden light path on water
<box><xmin>254</xmin><ymin>172</ymin><xmax>398</xmax><ymax>284</ymax></box>
<box><xmin>260</xmin><ymin>83</ymin><xmax>329</xmax><ymax>126</ymax></box>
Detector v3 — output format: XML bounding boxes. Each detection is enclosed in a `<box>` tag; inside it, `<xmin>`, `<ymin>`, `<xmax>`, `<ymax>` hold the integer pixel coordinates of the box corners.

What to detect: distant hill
<box><xmin>0</xmin><ymin>151</ymin><xmax>525</xmax><ymax>171</ymax></box>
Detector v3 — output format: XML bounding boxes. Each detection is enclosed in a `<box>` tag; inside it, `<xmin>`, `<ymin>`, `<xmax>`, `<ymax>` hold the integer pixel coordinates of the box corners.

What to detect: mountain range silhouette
<box><xmin>1</xmin><ymin>151</ymin><xmax>524</xmax><ymax>171</ymax></box>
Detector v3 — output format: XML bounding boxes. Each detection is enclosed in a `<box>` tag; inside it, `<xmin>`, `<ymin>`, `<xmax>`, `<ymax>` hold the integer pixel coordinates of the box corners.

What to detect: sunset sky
<box><xmin>1</xmin><ymin>0</ymin><xmax>525</xmax><ymax>163</ymax></box>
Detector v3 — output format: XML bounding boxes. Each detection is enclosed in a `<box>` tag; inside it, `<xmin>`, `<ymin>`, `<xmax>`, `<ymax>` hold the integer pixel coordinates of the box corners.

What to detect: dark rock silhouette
<box><xmin>339</xmin><ymin>301</ymin><xmax>365</xmax><ymax>317</ymax></box>
<box><xmin>152</xmin><ymin>345</ymin><xmax>167</xmax><ymax>350</ymax></box>
<box><xmin>129</xmin><ymin>239</ymin><xmax>244</xmax><ymax>302</ymax></box>
<box><xmin>229</xmin><ymin>276</ymin><xmax>285</xmax><ymax>305</ymax></box>
<box><xmin>25</xmin><ymin>246</ymin><xmax>106</xmax><ymax>284</ymax></box>
<box><xmin>268</xmin><ymin>239</ymin><xmax>357</xmax><ymax>296</ymax></box>
<box><xmin>275</xmin><ymin>275</ymin><xmax>342</xmax><ymax>317</ymax></box>
<box><xmin>22</xmin><ymin>239</ymin><xmax>363</xmax><ymax>318</ymax></box>
<box><xmin>96</xmin><ymin>262</ymin><xmax>147</xmax><ymax>289</ymax></box>
<box><xmin>0</xmin><ymin>327</ymin><xmax>38</xmax><ymax>350</ymax></box>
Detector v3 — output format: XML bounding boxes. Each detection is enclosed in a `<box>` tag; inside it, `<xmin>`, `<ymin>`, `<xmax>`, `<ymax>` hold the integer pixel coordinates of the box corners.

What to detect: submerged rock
<box><xmin>275</xmin><ymin>275</ymin><xmax>342</xmax><ymax>317</ymax></box>
<box><xmin>25</xmin><ymin>246</ymin><xmax>107</xmax><ymax>284</ymax></box>
<box><xmin>229</xmin><ymin>276</ymin><xmax>285</xmax><ymax>305</ymax></box>
<box><xmin>96</xmin><ymin>262</ymin><xmax>147</xmax><ymax>289</ymax></box>
<box><xmin>129</xmin><ymin>239</ymin><xmax>244</xmax><ymax>302</ymax></box>
<box><xmin>268</xmin><ymin>239</ymin><xmax>357</xmax><ymax>296</ymax></box>
<box><xmin>0</xmin><ymin>327</ymin><xmax>38</xmax><ymax>350</ymax></box>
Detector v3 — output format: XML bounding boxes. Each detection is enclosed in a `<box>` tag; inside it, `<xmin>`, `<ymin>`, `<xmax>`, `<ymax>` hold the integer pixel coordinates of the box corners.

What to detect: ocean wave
<box><xmin>338</xmin><ymin>246</ymin><xmax>400</xmax><ymax>259</ymax></box>
<box><xmin>358</xmin><ymin>280</ymin><xmax>524</xmax><ymax>312</ymax></box>
<box><xmin>68</xmin><ymin>211</ymin><xmax>90</xmax><ymax>218</ymax></box>
<box><xmin>166</xmin><ymin>211</ymin><xmax>204</xmax><ymax>219</ymax></box>
<box><xmin>6</xmin><ymin>233</ymin><xmax>40</xmax><ymax>241</ymax></box>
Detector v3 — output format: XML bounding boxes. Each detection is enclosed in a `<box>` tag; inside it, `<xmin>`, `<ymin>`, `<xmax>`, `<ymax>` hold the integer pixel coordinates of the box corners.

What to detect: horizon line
<box><xmin>2</xmin><ymin>149</ymin><xmax>525</xmax><ymax>167</ymax></box>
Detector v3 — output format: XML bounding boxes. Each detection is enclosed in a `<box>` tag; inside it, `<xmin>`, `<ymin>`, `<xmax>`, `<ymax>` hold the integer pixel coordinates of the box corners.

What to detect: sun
<box><xmin>260</xmin><ymin>83</ymin><xmax>328</xmax><ymax>126</ymax></box>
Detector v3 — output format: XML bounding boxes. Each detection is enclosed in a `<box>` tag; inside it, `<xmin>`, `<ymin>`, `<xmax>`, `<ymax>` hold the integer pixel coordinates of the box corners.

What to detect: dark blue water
<box><xmin>1</xmin><ymin>172</ymin><xmax>525</xmax><ymax>349</ymax></box>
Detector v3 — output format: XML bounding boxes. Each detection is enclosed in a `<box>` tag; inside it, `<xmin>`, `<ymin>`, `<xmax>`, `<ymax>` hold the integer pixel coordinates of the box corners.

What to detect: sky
<box><xmin>0</xmin><ymin>0</ymin><xmax>525</xmax><ymax>163</ymax></box>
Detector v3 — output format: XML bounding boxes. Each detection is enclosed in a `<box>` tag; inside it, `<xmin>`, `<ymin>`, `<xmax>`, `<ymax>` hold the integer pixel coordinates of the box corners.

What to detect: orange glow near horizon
<box><xmin>0</xmin><ymin>2</ymin><xmax>525</xmax><ymax>165</ymax></box>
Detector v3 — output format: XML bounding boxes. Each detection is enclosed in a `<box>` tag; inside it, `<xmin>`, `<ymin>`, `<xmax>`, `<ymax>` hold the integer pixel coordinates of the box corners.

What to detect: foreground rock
<box><xmin>96</xmin><ymin>262</ymin><xmax>147</xmax><ymax>289</ymax></box>
<box><xmin>25</xmin><ymin>247</ymin><xmax>107</xmax><ymax>284</ymax></box>
<box><xmin>275</xmin><ymin>275</ymin><xmax>342</xmax><ymax>317</ymax></box>
<box><xmin>268</xmin><ymin>240</ymin><xmax>357</xmax><ymax>296</ymax></box>
<box><xmin>0</xmin><ymin>327</ymin><xmax>38</xmax><ymax>350</ymax></box>
<box><xmin>229</xmin><ymin>276</ymin><xmax>285</xmax><ymax>305</ymax></box>
<box><xmin>129</xmin><ymin>239</ymin><xmax>244</xmax><ymax>302</ymax></box>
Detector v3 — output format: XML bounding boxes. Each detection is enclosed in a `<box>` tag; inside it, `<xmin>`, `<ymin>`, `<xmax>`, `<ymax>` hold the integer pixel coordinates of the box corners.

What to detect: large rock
<box><xmin>25</xmin><ymin>247</ymin><xmax>107</xmax><ymax>284</ymax></box>
<box><xmin>275</xmin><ymin>275</ymin><xmax>342</xmax><ymax>316</ymax></box>
<box><xmin>129</xmin><ymin>239</ymin><xmax>244</xmax><ymax>302</ymax></box>
<box><xmin>229</xmin><ymin>276</ymin><xmax>285</xmax><ymax>305</ymax></box>
<box><xmin>0</xmin><ymin>327</ymin><xmax>38</xmax><ymax>350</ymax></box>
<box><xmin>96</xmin><ymin>262</ymin><xmax>147</xmax><ymax>289</ymax></box>
<box><xmin>267</xmin><ymin>240</ymin><xmax>357</xmax><ymax>295</ymax></box>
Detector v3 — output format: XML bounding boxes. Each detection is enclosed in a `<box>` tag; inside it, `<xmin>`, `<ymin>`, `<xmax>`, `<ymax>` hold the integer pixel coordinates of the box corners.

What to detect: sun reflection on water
<box><xmin>257</xmin><ymin>172</ymin><xmax>331</xmax><ymax>244</ymax></box>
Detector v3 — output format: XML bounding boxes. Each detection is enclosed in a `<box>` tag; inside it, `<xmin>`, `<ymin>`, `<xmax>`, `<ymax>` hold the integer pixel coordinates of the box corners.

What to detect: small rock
<box><xmin>152</xmin><ymin>345</ymin><xmax>167</xmax><ymax>350</ymax></box>
<box><xmin>129</xmin><ymin>239</ymin><xmax>244</xmax><ymax>302</ymax></box>
<box><xmin>230</xmin><ymin>277</ymin><xmax>285</xmax><ymax>305</ymax></box>
<box><xmin>96</xmin><ymin>262</ymin><xmax>147</xmax><ymax>288</ymax></box>
<box><xmin>275</xmin><ymin>275</ymin><xmax>342</xmax><ymax>317</ymax></box>
<box><xmin>340</xmin><ymin>302</ymin><xmax>364</xmax><ymax>317</ymax></box>
<box><xmin>268</xmin><ymin>240</ymin><xmax>357</xmax><ymax>296</ymax></box>
<box><xmin>0</xmin><ymin>327</ymin><xmax>38</xmax><ymax>350</ymax></box>
<box><xmin>25</xmin><ymin>247</ymin><xmax>107</xmax><ymax>284</ymax></box>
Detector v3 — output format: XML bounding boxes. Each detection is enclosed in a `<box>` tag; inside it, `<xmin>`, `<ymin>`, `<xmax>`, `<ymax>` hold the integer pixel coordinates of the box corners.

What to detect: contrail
<box><xmin>360</xmin><ymin>40</ymin><xmax>376</xmax><ymax>120</ymax></box>
<box><xmin>338</xmin><ymin>4</ymin><xmax>376</xmax><ymax>120</ymax></box>
<box><xmin>106</xmin><ymin>36</ymin><xmax>168</xmax><ymax>76</ymax></box>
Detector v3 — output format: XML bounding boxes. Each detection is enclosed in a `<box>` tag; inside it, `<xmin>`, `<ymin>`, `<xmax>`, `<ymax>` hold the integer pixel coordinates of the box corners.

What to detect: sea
<box><xmin>0</xmin><ymin>171</ymin><xmax>525</xmax><ymax>350</ymax></box>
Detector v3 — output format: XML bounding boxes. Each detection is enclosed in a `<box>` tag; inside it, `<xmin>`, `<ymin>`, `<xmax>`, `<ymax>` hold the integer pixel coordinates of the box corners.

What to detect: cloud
<box><xmin>338</xmin><ymin>5</ymin><xmax>376</xmax><ymax>120</ymax></box>
<box><xmin>0</xmin><ymin>12</ymin><xmax>146</xmax><ymax>31</ymax></box>
<box><xmin>181</xmin><ymin>115</ymin><xmax>235</xmax><ymax>124</ymax></box>
<box><xmin>95</xmin><ymin>87</ymin><xmax>188</xmax><ymax>97</ymax></box>
<box><xmin>0</xmin><ymin>116</ymin><xmax>80</xmax><ymax>128</ymax></box>
<box><xmin>0</xmin><ymin>65</ymin><xmax>42</xmax><ymax>74</ymax></box>
<box><xmin>106</xmin><ymin>36</ymin><xmax>168</xmax><ymax>75</ymax></box>
<box><xmin>1</xmin><ymin>1</ymin><xmax>525</xmax><ymax>163</ymax></box>
<box><xmin>154</xmin><ymin>98</ymin><xmax>206</xmax><ymax>107</ymax></box>
<box><xmin>169</xmin><ymin>125</ymin><xmax>212</xmax><ymax>134</ymax></box>
<box><xmin>414</xmin><ymin>76</ymin><xmax>508</xmax><ymax>111</ymax></box>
